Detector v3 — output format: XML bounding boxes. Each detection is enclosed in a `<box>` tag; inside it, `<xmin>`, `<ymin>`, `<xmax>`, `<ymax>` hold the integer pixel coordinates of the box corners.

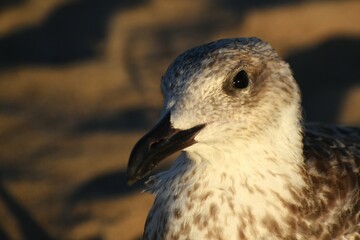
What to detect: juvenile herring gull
<box><xmin>127</xmin><ymin>37</ymin><xmax>360</xmax><ymax>239</ymax></box>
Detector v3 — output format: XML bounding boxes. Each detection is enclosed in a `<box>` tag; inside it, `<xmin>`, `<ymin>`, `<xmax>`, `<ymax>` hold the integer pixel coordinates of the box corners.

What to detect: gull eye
<box><xmin>232</xmin><ymin>70</ymin><xmax>249</xmax><ymax>89</ymax></box>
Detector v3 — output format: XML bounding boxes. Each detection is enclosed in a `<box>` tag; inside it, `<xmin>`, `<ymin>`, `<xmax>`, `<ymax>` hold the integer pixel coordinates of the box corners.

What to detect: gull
<box><xmin>127</xmin><ymin>37</ymin><xmax>360</xmax><ymax>239</ymax></box>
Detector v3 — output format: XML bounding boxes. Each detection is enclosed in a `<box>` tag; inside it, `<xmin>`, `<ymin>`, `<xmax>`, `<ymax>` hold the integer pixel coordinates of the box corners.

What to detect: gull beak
<box><xmin>127</xmin><ymin>112</ymin><xmax>205</xmax><ymax>185</ymax></box>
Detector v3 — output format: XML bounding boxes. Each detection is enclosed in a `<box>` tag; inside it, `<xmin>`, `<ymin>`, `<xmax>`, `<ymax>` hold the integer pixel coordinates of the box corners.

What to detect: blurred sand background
<box><xmin>0</xmin><ymin>0</ymin><xmax>359</xmax><ymax>239</ymax></box>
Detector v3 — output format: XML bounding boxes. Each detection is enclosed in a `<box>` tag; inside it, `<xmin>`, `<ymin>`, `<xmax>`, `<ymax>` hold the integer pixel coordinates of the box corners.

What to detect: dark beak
<box><xmin>127</xmin><ymin>112</ymin><xmax>205</xmax><ymax>185</ymax></box>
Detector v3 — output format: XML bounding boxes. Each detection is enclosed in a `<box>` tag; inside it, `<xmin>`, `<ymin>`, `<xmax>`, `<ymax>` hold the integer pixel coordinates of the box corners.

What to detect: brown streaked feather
<box><xmin>303</xmin><ymin>124</ymin><xmax>360</xmax><ymax>237</ymax></box>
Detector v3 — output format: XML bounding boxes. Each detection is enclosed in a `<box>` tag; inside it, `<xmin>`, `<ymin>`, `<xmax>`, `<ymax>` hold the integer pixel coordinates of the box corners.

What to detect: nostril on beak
<box><xmin>149</xmin><ymin>139</ymin><xmax>166</xmax><ymax>149</ymax></box>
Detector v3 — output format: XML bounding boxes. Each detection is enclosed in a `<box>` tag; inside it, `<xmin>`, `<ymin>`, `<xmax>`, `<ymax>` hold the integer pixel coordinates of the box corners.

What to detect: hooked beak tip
<box><xmin>126</xmin><ymin>112</ymin><xmax>205</xmax><ymax>184</ymax></box>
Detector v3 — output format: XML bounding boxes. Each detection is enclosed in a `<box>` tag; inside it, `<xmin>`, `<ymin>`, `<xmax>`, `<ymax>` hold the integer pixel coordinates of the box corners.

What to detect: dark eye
<box><xmin>232</xmin><ymin>70</ymin><xmax>249</xmax><ymax>89</ymax></box>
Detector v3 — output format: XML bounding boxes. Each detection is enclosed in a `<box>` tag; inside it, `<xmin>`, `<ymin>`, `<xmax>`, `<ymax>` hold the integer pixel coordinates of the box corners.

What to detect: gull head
<box><xmin>127</xmin><ymin>37</ymin><xmax>301</xmax><ymax>184</ymax></box>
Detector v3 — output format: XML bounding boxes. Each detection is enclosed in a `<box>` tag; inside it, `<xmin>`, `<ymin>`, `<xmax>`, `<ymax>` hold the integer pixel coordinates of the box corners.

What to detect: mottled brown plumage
<box><xmin>302</xmin><ymin>125</ymin><xmax>360</xmax><ymax>238</ymax></box>
<box><xmin>127</xmin><ymin>37</ymin><xmax>360</xmax><ymax>239</ymax></box>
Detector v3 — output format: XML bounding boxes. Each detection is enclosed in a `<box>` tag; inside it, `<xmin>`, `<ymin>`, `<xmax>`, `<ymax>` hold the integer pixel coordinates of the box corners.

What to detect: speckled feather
<box><xmin>138</xmin><ymin>38</ymin><xmax>360</xmax><ymax>240</ymax></box>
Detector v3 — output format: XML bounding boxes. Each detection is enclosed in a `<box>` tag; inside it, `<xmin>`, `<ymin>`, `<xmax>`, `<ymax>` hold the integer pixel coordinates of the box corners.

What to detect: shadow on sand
<box><xmin>0</xmin><ymin>224</ymin><xmax>9</xmax><ymax>240</ymax></box>
<box><xmin>75</xmin><ymin>106</ymin><xmax>161</xmax><ymax>133</ymax></box>
<box><xmin>0</xmin><ymin>0</ymin><xmax>306</xmax><ymax>70</ymax></box>
<box><xmin>0</xmin><ymin>0</ymin><xmax>146</xmax><ymax>69</ymax></box>
<box><xmin>0</xmin><ymin>181</ymin><xmax>54</xmax><ymax>240</ymax></box>
<box><xmin>286</xmin><ymin>37</ymin><xmax>360</xmax><ymax>123</ymax></box>
<box><xmin>0</xmin><ymin>0</ymin><xmax>24</xmax><ymax>10</ymax></box>
<box><xmin>68</xmin><ymin>169</ymin><xmax>145</xmax><ymax>203</ymax></box>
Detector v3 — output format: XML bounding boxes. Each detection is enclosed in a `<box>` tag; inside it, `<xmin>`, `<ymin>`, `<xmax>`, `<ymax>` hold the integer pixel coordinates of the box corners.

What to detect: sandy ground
<box><xmin>0</xmin><ymin>0</ymin><xmax>359</xmax><ymax>239</ymax></box>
